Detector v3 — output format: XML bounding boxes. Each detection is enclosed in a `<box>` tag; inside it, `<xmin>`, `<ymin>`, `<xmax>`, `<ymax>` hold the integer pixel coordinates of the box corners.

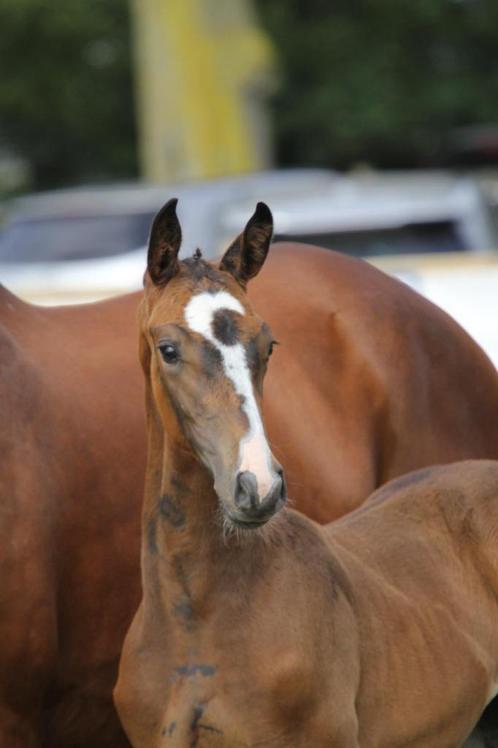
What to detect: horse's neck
<box><xmin>142</xmin><ymin>410</ymin><xmax>230</xmax><ymax>607</ymax></box>
<box><xmin>141</xmin><ymin>414</ymin><xmax>289</xmax><ymax>634</ymax></box>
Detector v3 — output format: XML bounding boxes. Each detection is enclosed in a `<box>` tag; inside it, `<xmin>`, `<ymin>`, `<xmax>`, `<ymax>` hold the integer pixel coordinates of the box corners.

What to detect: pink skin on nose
<box><xmin>239</xmin><ymin>431</ymin><xmax>275</xmax><ymax>500</ymax></box>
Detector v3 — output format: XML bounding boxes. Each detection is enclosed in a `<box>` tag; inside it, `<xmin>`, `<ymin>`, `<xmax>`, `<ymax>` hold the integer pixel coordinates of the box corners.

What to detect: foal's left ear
<box><xmin>147</xmin><ymin>198</ymin><xmax>182</xmax><ymax>286</ymax></box>
<box><xmin>219</xmin><ymin>202</ymin><xmax>273</xmax><ymax>286</ymax></box>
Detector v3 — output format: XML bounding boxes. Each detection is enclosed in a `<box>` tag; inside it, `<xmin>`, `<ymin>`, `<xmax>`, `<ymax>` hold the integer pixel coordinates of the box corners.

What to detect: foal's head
<box><xmin>140</xmin><ymin>199</ymin><xmax>286</xmax><ymax>529</ymax></box>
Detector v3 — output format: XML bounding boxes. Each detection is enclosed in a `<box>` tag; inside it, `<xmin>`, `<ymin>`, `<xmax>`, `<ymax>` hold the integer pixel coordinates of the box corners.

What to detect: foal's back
<box><xmin>319</xmin><ymin>460</ymin><xmax>498</xmax><ymax>747</ymax></box>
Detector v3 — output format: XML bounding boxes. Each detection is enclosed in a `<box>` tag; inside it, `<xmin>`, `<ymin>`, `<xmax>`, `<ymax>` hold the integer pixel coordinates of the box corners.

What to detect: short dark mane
<box><xmin>181</xmin><ymin>256</ymin><xmax>226</xmax><ymax>284</ymax></box>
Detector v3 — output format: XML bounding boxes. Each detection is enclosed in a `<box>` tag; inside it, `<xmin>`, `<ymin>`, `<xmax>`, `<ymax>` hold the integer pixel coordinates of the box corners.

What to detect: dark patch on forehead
<box><xmin>212</xmin><ymin>309</ymin><xmax>240</xmax><ymax>346</ymax></box>
<box><xmin>201</xmin><ymin>340</ymin><xmax>223</xmax><ymax>377</ymax></box>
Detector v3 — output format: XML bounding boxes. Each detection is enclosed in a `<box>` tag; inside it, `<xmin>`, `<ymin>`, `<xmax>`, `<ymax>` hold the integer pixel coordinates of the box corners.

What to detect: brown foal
<box><xmin>115</xmin><ymin>199</ymin><xmax>498</xmax><ymax>747</ymax></box>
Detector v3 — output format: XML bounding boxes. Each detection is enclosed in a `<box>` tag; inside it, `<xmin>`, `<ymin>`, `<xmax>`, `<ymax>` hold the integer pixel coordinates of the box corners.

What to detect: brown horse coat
<box><xmin>0</xmin><ymin>287</ymin><xmax>145</xmax><ymax>747</ymax></box>
<box><xmin>116</xmin><ymin>204</ymin><xmax>498</xmax><ymax>747</ymax></box>
<box><xmin>2</xmin><ymin>239</ymin><xmax>498</xmax><ymax>745</ymax></box>
<box><xmin>118</xmin><ymin>459</ymin><xmax>498</xmax><ymax>748</ymax></box>
<box><xmin>252</xmin><ymin>243</ymin><xmax>498</xmax><ymax>521</ymax></box>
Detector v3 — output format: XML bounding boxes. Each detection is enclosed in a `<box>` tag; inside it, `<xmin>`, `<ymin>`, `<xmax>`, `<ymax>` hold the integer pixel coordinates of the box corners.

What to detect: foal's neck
<box><xmin>144</xmin><ymin>424</ymin><xmax>241</xmax><ymax>605</ymax></box>
<box><xmin>147</xmin><ymin>438</ymin><xmax>217</xmax><ymax>552</ymax></box>
<box><xmin>142</xmin><ymin>402</ymin><xmax>284</xmax><ymax>636</ymax></box>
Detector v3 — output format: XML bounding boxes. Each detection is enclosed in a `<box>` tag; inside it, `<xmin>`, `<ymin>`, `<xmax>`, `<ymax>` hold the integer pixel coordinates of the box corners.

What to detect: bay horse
<box><xmin>251</xmin><ymin>240</ymin><xmax>498</xmax><ymax>523</ymax></box>
<box><xmin>115</xmin><ymin>199</ymin><xmax>498</xmax><ymax>746</ymax></box>
<box><xmin>2</xmin><ymin>202</ymin><xmax>498</xmax><ymax>746</ymax></box>
<box><xmin>0</xmin><ymin>287</ymin><xmax>145</xmax><ymax>748</ymax></box>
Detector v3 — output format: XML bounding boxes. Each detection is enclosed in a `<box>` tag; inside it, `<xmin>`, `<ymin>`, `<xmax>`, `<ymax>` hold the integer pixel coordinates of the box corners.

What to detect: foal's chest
<box><xmin>157</xmin><ymin>693</ymin><xmax>245</xmax><ymax>748</ymax></box>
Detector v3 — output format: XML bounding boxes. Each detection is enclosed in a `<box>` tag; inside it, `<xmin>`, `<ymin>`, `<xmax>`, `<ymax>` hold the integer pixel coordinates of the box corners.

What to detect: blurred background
<box><xmin>0</xmin><ymin>0</ymin><xmax>497</xmax><ymax>363</ymax></box>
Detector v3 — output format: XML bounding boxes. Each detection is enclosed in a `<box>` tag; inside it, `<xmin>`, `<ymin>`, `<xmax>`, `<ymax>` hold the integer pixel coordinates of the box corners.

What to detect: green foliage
<box><xmin>0</xmin><ymin>0</ymin><xmax>137</xmax><ymax>189</ymax></box>
<box><xmin>255</xmin><ymin>0</ymin><xmax>498</xmax><ymax>168</ymax></box>
<box><xmin>3</xmin><ymin>0</ymin><xmax>498</xmax><ymax>188</ymax></box>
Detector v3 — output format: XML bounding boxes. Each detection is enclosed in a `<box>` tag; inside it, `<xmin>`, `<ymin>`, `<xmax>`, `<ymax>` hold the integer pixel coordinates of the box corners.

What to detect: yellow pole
<box><xmin>131</xmin><ymin>0</ymin><xmax>276</xmax><ymax>182</ymax></box>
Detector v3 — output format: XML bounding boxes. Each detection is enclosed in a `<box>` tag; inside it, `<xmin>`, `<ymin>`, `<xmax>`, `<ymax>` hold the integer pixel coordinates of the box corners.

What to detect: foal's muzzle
<box><xmin>231</xmin><ymin>469</ymin><xmax>287</xmax><ymax>527</ymax></box>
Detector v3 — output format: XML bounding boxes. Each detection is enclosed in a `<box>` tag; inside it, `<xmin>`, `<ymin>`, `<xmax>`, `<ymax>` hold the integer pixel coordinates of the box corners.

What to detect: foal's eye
<box><xmin>159</xmin><ymin>343</ymin><xmax>180</xmax><ymax>364</ymax></box>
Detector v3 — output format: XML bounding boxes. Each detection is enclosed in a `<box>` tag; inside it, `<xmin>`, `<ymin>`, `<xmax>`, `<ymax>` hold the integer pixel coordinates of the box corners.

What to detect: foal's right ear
<box><xmin>219</xmin><ymin>202</ymin><xmax>273</xmax><ymax>287</ymax></box>
<box><xmin>147</xmin><ymin>198</ymin><xmax>182</xmax><ymax>286</ymax></box>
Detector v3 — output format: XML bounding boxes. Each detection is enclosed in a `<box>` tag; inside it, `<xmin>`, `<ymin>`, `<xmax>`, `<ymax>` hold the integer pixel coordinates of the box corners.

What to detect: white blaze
<box><xmin>184</xmin><ymin>291</ymin><xmax>274</xmax><ymax>499</ymax></box>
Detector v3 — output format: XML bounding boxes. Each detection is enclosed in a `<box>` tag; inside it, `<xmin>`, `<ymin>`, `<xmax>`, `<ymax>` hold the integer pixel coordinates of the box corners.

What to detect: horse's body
<box><xmin>116</xmin><ymin>200</ymin><xmax>498</xmax><ymax>747</ymax></box>
<box><xmin>251</xmin><ymin>243</ymin><xmax>498</xmax><ymax>520</ymax></box>
<box><xmin>0</xmin><ymin>287</ymin><xmax>145</xmax><ymax>747</ymax></box>
<box><xmin>2</xmin><ymin>232</ymin><xmax>498</xmax><ymax>745</ymax></box>
<box><xmin>118</xmin><ymin>458</ymin><xmax>498</xmax><ymax>748</ymax></box>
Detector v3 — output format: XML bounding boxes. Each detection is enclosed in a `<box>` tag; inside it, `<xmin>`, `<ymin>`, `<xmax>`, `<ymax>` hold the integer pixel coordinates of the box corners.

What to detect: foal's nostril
<box><xmin>278</xmin><ymin>472</ymin><xmax>287</xmax><ymax>501</ymax></box>
<box><xmin>233</xmin><ymin>469</ymin><xmax>287</xmax><ymax>525</ymax></box>
<box><xmin>235</xmin><ymin>471</ymin><xmax>259</xmax><ymax>512</ymax></box>
<box><xmin>272</xmin><ymin>467</ymin><xmax>286</xmax><ymax>502</ymax></box>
